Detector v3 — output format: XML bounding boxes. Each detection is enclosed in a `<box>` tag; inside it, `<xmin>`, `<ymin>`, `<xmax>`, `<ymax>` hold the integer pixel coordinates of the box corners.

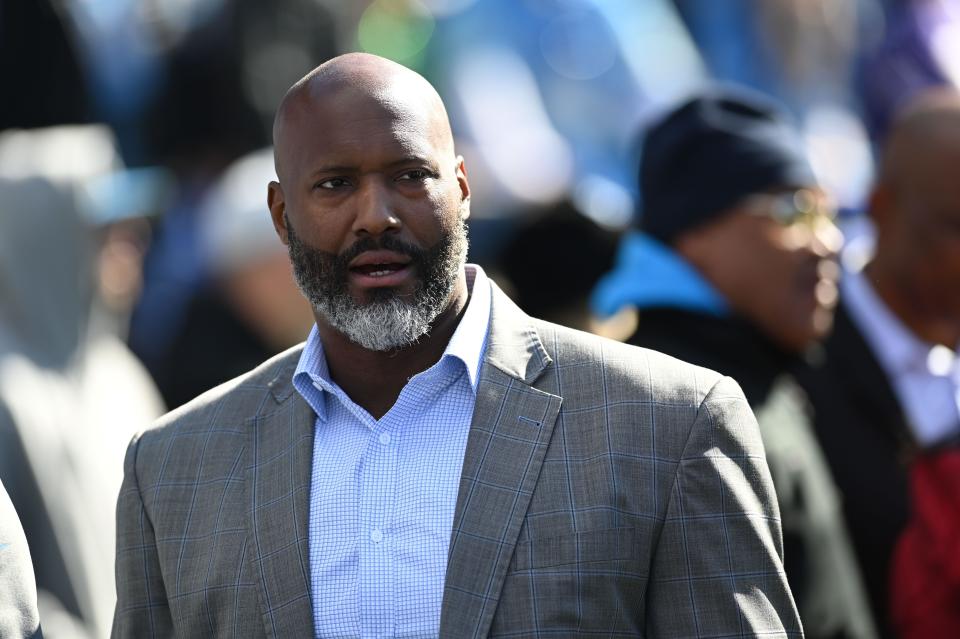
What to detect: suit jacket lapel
<box><xmin>830</xmin><ymin>303</ymin><xmax>913</xmax><ymax>449</ymax></box>
<box><xmin>249</xmin><ymin>354</ymin><xmax>315</xmax><ymax>638</ymax></box>
<box><xmin>440</xmin><ymin>283</ymin><xmax>562</xmax><ymax>638</ymax></box>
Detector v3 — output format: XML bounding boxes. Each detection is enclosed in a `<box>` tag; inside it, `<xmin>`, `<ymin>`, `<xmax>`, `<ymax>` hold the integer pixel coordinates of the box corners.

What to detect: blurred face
<box><xmin>873</xmin><ymin>150</ymin><xmax>960</xmax><ymax>339</ymax></box>
<box><xmin>675</xmin><ymin>189</ymin><xmax>842</xmax><ymax>353</ymax></box>
<box><xmin>269</xmin><ymin>84</ymin><xmax>471</xmax><ymax>351</ymax></box>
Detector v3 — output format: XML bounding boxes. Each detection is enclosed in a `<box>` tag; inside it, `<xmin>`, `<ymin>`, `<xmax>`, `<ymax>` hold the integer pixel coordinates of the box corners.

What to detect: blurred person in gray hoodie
<box><xmin>0</xmin><ymin>126</ymin><xmax>165</xmax><ymax>639</ymax></box>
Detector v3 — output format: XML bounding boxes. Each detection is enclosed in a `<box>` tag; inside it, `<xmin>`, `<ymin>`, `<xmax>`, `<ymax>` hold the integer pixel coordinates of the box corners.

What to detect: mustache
<box><xmin>337</xmin><ymin>234</ymin><xmax>428</xmax><ymax>267</ymax></box>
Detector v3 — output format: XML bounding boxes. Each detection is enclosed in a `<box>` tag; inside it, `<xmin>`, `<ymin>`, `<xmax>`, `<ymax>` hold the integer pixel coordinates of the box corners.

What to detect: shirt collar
<box><xmin>293</xmin><ymin>263</ymin><xmax>492</xmax><ymax>417</ymax></box>
<box><xmin>293</xmin><ymin>325</ymin><xmax>331</xmax><ymax>421</ymax></box>
<box><xmin>445</xmin><ymin>263</ymin><xmax>490</xmax><ymax>391</ymax></box>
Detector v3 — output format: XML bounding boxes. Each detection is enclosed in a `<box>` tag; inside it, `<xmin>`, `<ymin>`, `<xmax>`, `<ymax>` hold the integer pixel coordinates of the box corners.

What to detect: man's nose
<box><xmin>786</xmin><ymin>215</ymin><xmax>844</xmax><ymax>258</ymax></box>
<box><xmin>352</xmin><ymin>179</ymin><xmax>401</xmax><ymax>237</ymax></box>
<box><xmin>810</xmin><ymin>216</ymin><xmax>844</xmax><ymax>259</ymax></box>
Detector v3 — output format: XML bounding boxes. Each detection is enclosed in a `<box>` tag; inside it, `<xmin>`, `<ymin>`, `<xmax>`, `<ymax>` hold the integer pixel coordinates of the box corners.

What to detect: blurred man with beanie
<box><xmin>593</xmin><ymin>86</ymin><xmax>876</xmax><ymax>639</ymax></box>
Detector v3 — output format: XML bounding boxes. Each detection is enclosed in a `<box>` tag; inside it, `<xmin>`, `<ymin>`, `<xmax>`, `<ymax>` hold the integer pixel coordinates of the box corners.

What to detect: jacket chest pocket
<box><xmin>509</xmin><ymin>526</ymin><xmax>646</xmax><ymax>572</ymax></box>
<box><xmin>494</xmin><ymin>527</ymin><xmax>649</xmax><ymax>635</ymax></box>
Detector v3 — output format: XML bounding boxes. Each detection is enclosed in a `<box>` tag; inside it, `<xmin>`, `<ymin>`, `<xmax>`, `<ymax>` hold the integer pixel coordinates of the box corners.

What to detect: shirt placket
<box><xmin>356</xmin><ymin>406</ymin><xmax>398</xmax><ymax>638</ymax></box>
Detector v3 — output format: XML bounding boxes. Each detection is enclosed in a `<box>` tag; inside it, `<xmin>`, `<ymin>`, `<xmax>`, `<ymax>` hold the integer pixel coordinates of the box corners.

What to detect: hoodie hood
<box><xmin>591</xmin><ymin>231</ymin><xmax>729</xmax><ymax>318</ymax></box>
<box><xmin>0</xmin><ymin>176</ymin><xmax>96</xmax><ymax>369</ymax></box>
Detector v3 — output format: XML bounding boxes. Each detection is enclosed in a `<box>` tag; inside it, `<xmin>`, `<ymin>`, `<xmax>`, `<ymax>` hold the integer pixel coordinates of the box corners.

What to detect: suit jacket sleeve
<box><xmin>0</xmin><ymin>478</ymin><xmax>43</xmax><ymax>639</ymax></box>
<box><xmin>646</xmin><ymin>375</ymin><xmax>802</xmax><ymax>637</ymax></box>
<box><xmin>112</xmin><ymin>433</ymin><xmax>174</xmax><ymax>638</ymax></box>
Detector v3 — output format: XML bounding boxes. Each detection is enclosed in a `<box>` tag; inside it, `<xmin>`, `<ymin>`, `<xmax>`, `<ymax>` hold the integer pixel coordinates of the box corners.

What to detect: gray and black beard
<box><xmin>286</xmin><ymin>216</ymin><xmax>468</xmax><ymax>352</ymax></box>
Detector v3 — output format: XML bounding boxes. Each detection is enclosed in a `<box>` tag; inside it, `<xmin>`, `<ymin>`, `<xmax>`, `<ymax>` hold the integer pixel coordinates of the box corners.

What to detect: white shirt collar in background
<box><xmin>842</xmin><ymin>264</ymin><xmax>960</xmax><ymax>446</ymax></box>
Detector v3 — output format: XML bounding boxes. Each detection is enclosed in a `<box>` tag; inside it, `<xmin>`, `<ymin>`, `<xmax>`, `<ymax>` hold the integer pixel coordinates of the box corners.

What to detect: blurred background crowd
<box><xmin>1</xmin><ymin>0</ymin><xmax>959</xmax><ymax>637</ymax></box>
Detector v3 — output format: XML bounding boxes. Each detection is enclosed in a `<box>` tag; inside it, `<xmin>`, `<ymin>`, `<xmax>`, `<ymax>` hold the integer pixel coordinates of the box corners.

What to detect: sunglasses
<box><xmin>744</xmin><ymin>189</ymin><xmax>838</xmax><ymax>228</ymax></box>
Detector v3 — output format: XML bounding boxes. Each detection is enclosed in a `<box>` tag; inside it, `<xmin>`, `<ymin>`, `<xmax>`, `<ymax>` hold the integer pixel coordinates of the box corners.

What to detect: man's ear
<box><xmin>267</xmin><ymin>181</ymin><xmax>289</xmax><ymax>244</ymax></box>
<box><xmin>455</xmin><ymin>155</ymin><xmax>471</xmax><ymax>220</ymax></box>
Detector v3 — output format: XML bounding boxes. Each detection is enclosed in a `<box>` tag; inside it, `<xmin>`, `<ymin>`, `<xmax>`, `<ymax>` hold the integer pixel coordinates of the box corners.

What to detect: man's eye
<box><xmin>397</xmin><ymin>169</ymin><xmax>431</xmax><ymax>182</ymax></box>
<box><xmin>316</xmin><ymin>177</ymin><xmax>350</xmax><ymax>189</ymax></box>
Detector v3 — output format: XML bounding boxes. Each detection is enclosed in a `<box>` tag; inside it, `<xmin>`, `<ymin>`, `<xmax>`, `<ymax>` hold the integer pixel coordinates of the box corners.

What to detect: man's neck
<box><xmin>317</xmin><ymin>275</ymin><xmax>470</xmax><ymax>419</ymax></box>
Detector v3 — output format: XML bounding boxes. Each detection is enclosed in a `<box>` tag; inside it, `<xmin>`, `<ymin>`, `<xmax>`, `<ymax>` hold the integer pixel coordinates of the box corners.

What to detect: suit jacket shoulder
<box><xmin>531</xmin><ymin>316</ymin><xmax>727</xmax><ymax>405</ymax></box>
<box><xmin>147</xmin><ymin>344</ymin><xmax>304</xmax><ymax>437</ymax></box>
<box><xmin>131</xmin><ymin>345</ymin><xmax>305</xmax><ymax>479</ymax></box>
<box><xmin>526</xmin><ymin>318</ymin><xmax>754</xmax><ymax>462</ymax></box>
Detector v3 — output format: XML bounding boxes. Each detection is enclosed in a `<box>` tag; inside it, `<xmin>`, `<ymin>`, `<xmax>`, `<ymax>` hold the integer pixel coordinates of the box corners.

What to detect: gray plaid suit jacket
<box><xmin>113</xmin><ymin>283</ymin><xmax>801</xmax><ymax>638</ymax></box>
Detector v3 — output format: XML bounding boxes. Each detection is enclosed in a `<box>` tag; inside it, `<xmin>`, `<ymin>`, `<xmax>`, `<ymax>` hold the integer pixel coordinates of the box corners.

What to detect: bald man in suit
<box><xmin>113</xmin><ymin>53</ymin><xmax>801</xmax><ymax>638</ymax></box>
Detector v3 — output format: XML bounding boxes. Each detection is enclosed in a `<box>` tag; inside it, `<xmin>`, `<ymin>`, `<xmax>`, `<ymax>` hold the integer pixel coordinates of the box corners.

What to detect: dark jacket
<box><xmin>627</xmin><ymin>307</ymin><xmax>877</xmax><ymax>639</ymax></box>
<box><xmin>795</xmin><ymin>302</ymin><xmax>913</xmax><ymax>639</ymax></box>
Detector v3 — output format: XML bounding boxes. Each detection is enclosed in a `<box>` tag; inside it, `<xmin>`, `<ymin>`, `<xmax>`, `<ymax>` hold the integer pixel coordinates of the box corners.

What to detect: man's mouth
<box><xmin>347</xmin><ymin>250</ymin><xmax>414</xmax><ymax>288</ymax></box>
<box><xmin>352</xmin><ymin>262</ymin><xmax>407</xmax><ymax>277</ymax></box>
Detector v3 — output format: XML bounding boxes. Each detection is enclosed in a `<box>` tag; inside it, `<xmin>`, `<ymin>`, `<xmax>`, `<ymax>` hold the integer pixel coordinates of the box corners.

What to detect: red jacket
<box><xmin>891</xmin><ymin>447</ymin><xmax>960</xmax><ymax>638</ymax></box>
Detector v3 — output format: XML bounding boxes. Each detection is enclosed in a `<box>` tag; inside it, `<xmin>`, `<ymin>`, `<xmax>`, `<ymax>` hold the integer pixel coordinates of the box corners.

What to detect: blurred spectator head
<box><xmin>0</xmin><ymin>174</ymin><xmax>92</xmax><ymax>368</ymax></box>
<box><xmin>198</xmin><ymin>147</ymin><xmax>314</xmax><ymax>350</ymax></box>
<box><xmin>0</xmin><ymin>126</ymin><xmax>159</xmax><ymax>362</ymax></box>
<box><xmin>639</xmin><ymin>86</ymin><xmax>816</xmax><ymax>243</ymax></box>
<box><xmin>496</xmin><ymin>200</ymin><xmax>619</xmax><ymax>331</ymax></box>
<box><xmin>867</xmin><ymin>88</ymin><xmax>960</xmax><ymax>347</ymax></box>
<box><xmin>639</xmin><ymin>87</ymin><xmax>842</xmax><ymax>352</ymax></box>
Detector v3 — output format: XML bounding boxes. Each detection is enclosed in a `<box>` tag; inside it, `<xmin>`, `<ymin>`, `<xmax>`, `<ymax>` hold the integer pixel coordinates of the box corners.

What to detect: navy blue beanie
<box><xmin>639</xmin><ymin>87</ymin><xmax>816</xmax><ymax>244</ymax></box>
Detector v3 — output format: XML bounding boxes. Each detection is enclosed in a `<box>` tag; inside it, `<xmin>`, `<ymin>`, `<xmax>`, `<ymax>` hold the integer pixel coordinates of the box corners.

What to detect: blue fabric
<box><xmin>294</xmin><ymin>266</ymin><xmax>491</xmax><ymax>638</ymax></box>
<box><xmin>591</xmin><ymin>231</ymin><xmax>729</xmax><ymax>318</ymax></box>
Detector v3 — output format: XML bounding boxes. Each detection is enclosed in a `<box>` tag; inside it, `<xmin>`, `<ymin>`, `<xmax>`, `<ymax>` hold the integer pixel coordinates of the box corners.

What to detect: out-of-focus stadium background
<box><xmin>2</xmin><ymin>1</ymin><xmax>959</xmax><ymax>637</ymax></box>
<box><xmin>3</xmin><ymin>0</ymin><xmax>950</xmax><ymax>399</ymax></box>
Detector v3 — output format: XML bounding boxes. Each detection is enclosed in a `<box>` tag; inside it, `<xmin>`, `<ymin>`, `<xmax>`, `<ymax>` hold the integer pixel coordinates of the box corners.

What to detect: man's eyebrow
<box><xmin>307</xmin><ymin>165</ymin><xmax>357</xmax><ymax>177</ymax></box>
<box><xmin>306</xmin><ymin>155</ymin><xmax>440</xmax><ymax>178</ymax></box>
<box><xmin>385</xmin><ymin>155</ymin><xmax>440</xmax><ymax>172</ymax></box>
<box><xmin>384</xmin><ymin>155</ymin><xmax>441</xmax><ymax>170</ymax></box>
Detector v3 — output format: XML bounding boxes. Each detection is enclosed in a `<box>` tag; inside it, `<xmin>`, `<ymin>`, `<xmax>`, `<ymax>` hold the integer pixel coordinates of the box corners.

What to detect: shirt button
<box><xmin>370</xmin><ymin>528</ymin><xmax>383</xmax><ymax>543</ymax></box>
<box><xmin>379</xmin><ymin>433</ymin><xmax>391</xmax><ymax>445</ymax></box>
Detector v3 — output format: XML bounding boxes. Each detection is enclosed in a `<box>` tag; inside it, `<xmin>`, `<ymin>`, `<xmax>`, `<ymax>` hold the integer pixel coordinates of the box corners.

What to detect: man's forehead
<box><xmin>287</xmin><ymin>91</ymin><xmax>441</xmax><ymax>146</ymax></box>
<box><xmin>308</xmin><ymin>69</ymin><xmax>433</xmax><ymax>105</ymax></box>
<box><xmin>279</xmin><ymin>58</ymin><xmax>447</xmax><ymax>133</ymax></box>
<box><xmin>277</xmin><ymin>87</ymin><xmax>451</xmax><ymax>172</ymax></box>
<box><xmin>303</xmin><ymin>83</ymin><xmax>433</xmax><ymax>127</ymax></box>
<box><xmin>297</xmin><ymin>118</ymin><xmax>440</xmax><ymax>166</ymax></box>
<box><xmin>273</xmin><ymin>55</ymin><xmax>455</xmax><ymax>177</ymax></box>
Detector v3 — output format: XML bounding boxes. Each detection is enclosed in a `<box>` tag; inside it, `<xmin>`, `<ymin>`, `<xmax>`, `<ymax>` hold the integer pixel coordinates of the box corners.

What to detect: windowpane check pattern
<box><xmin>294</xmin><ymin>266</ymin><xmax>491</xmax><ymax>638</ymax></box>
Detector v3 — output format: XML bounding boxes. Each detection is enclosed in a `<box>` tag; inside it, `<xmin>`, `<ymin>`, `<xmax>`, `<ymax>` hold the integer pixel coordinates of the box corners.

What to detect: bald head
<box><xmin>273</xmin><ymin>53</ymin><xmax>455</xmax><ymax>184</ymax></box>
<box><xmin>879</xmin><ymin>89</ymin><xmax>960</xmax><ymax>189</ymax></box>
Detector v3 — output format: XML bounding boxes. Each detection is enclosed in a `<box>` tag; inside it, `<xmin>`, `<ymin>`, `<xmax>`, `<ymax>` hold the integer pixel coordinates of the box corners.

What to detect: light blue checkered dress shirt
<box><xmin>293</xmin><ymin>265</ymin><xmax>492</xmax><ymax>639</ymax></box>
